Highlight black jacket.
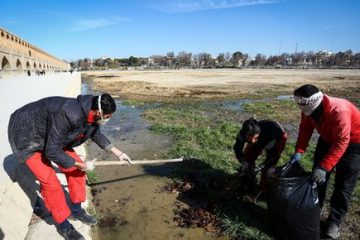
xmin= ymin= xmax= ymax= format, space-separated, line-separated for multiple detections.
xmin=233 ymin=120 xmax=285 ymax=161
xmin=8 ymin=95 xmax=112 ymax=168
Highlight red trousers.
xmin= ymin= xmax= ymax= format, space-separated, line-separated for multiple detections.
xmin=25 ymin=149 xmax=86 ymax=223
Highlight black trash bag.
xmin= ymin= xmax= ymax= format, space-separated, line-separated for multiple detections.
xmin=267 ymin=163 xmax=320 ymax=240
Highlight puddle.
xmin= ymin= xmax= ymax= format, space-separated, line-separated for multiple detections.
xmin=220 ymin=99 xmax=253 ymax=111
xmin=276 ymin=95 xmax=293 ymax=100
xmin=213 ymin=96 xmax=292 ymax=112
xmin=82 ymin=80 xmax=217 ymax=240
xmin=91 ymin=164 xmax=216 ymax=240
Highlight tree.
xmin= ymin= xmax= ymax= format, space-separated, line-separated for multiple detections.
xmin=78 ymin=58 xmax=91 ymax=70
xmin=70 ymin=61 xmax=77 ymax=69
xmin=176 ymin=51 xmax=192 ymax=67
xmin=291 ymin=52 xmax=305 ymax=66
xmin=128 ymin=56 xmax=138 ymax=67
xmin=231 ymin=51 xmax=243 ymax=67
xmin=254 ymin=53 xmax=267 ymax=66
xmin=197 ymin=52 xmax=213 ymax=68
xmin=266 ymin=55 xmax=279 ymax=66
xmin=216 ymin=53 xmax=226 ymax=67
xmin=104 ymin=58 xmax=113 ymax=68
xmin=166 ymin=52 xmax=175 ymax=67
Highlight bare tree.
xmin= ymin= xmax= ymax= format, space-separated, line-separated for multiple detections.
xmin=255 ymin=53 xmax=267 ymax=66
xmin=151 ymin=55 xmax=166 ymax=67
xmin=291 ymin=52 xmax=305 ymax=66
xmin=79 ymin=58 xmax=91 ymax=70
xmin=176 ymin=51 xmax=192 ymax=67
xmin=216 ymin=53 xmax=226 ymax=67
xmin=197 ymin=52 xmax=213 ymax=68
xmin=165 ymin=52 xmax=174 ymax=67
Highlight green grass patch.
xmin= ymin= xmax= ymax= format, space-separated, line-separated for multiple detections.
xmin=243 ymin=100 xmax=300 ymax=123
xmin=121 ymin=99 xmax=146 ymax=106
xmin=86 ymin=170 xmax=99 ymax=184
xmin=143 ymin=101 xmax=320 ymax=239
xmin=143 ymin=99 xmax=360 ymax=239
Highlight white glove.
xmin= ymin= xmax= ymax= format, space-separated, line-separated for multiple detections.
xmin=117 ymin=153 xmax=133 ymax=165
xmin=85 ymin=158 xmax=97 ymax=171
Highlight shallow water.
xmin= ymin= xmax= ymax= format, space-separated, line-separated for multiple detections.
xmin=91 ymin=164 xmax=216 ymax=240
xmin=83 ymin=81 xmax=217 ymax=240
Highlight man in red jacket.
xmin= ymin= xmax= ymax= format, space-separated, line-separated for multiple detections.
xmin=290 ymin=84 xmax=360 ymax=239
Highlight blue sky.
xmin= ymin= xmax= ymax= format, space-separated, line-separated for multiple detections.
xmin=1 ymin=0 xmax=359 ymax=61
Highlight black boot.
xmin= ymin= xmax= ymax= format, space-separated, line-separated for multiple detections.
xmin=58 ymin=224 xmax=85 ymax=240
xmin=69 ymin=209 xmax=97 ymax=225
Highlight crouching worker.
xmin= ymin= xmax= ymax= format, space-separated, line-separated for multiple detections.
xmin=8 ymin=93 xmax=133 ymax=240
xmin=289 ymin=84 xmax=360 ymax=239
xmin=233 ymin=118 xmax=288 ymax=197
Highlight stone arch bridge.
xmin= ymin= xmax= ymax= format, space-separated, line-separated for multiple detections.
xmin=0 ymin=28 xmax=69 ymax=74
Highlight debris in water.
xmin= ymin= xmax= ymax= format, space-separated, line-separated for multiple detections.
xmin=173 ymin=207 xmax=220 ymax=234
xmin=163 ymin=179 xmax=194 ymax=194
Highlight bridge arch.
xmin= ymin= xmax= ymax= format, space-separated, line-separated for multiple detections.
xmin=16 ymin=58 xmax=22 ymax=70
xmin=1 ymin=56 xmax=11 ymax=70
xmin=25 ymin=60 xmax=31 ymax=69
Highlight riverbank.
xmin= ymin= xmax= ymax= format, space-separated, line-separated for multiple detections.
xmin=85 ymin=69 xmax=360 ymax=239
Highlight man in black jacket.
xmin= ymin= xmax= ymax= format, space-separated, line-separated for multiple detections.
xmin=233 ymin=118 xmax=288 ymax=196
xmin=8 ymin=93 xmax=132 ymax=240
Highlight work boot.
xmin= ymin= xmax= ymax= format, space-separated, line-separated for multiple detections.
xmin=69 ymin=209 xmax=97 ymax=225
xmin=325 ymin=223 xmax=340 ymax=239
xmin=58 ymin=224 xmax=85 ymax=240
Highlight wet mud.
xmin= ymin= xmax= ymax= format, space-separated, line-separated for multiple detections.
xmin=83 ymin=81 xmax=218 ymax=239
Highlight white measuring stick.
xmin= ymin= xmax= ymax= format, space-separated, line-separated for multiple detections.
xmin=94 ymin=158 xmax=184 ymax=166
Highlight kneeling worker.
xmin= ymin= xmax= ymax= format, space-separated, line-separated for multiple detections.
xmin=233 ymin=118 xmax=288 ymax=196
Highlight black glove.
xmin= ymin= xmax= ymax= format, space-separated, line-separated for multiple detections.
xmin=311 ymin=167 xmax=327 ymax=184
xmin=262 ymin=157 xmax=277 ymax=171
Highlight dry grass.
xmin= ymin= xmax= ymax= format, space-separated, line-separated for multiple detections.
xmin=83 ymin=69 xmax=360 ymax=102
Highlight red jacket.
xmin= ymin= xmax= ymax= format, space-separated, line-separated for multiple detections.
xmin=295 ymin=95 xmax=360 ymax=171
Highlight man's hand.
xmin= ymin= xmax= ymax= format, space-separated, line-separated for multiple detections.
xmin=311 ymin=167 xmax=327 ymax=184
xmin=238 ymin=158 xmax=254 ymax=176
xmin=117 ymin=153 xmax=133 ymax=165
xmin=85 ymin=158 xmax=97 ymax=171
xmin=242 ymin=161 xmax=250 ymax=172
xmin=237 ymin=157 xmax=249 ymax=170
xmin=290 ymin=153 xmax=302 ymax=164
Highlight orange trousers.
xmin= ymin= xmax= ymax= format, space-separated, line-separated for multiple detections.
xmin=25 ymin=149 xmax=86 ymax=223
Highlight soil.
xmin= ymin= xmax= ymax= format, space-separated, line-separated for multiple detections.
xmin=83 ymin=69 xmax=360 ymax=101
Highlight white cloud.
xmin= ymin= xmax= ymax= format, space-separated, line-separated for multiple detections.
xmin=156 ymin=0 xmax=282 ymax=13
xmin=68 ymin=17 xmax=129 ymax=32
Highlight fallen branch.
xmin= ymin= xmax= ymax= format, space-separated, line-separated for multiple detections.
xmin=94 ymin=158 xmax=184 ymax=166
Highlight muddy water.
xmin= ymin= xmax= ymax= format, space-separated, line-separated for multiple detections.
xmin=91 ymin=165 xmax=216 ymax=240
xmin=82 ymin=81 xmax=216 ymax=240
